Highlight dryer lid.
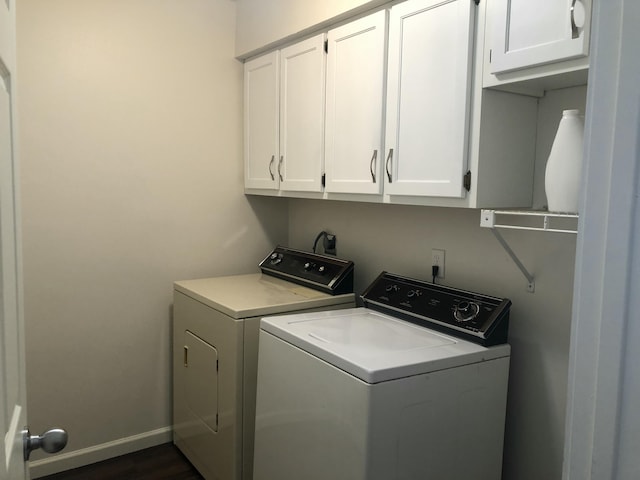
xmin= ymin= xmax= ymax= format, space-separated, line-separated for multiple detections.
xmin=260 ymin=308 xmax=510 ymax=383
xmin=174 ymin=274 xmax=354 ymax=319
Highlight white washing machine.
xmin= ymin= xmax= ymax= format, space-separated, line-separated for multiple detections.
xmin=253 ymin=271 xmax=512 ymax=480
xmin=172 ymin=246 xmax=355 ymax=480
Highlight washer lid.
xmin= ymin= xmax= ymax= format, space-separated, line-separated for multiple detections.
xmin=260 ymin=308 xmax=510 ymax=383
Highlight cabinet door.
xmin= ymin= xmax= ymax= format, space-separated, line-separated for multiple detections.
xmin=490 ymin=0 xmax=591 ymax=74
xmin=244 ymin=51 xmax=280 ymax=189
xmin=324 ymin=11 xmax=387 ymax=194
xmin=384 ymin=0 xmax=474 ymax=198
xmin=279 ymin=34 xmax=326 ymax=192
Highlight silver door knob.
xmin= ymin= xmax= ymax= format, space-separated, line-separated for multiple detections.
xmin=23 ymin=427 xmax=68 ymax=460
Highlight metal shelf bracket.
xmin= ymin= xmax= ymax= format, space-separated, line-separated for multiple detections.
xmin=480 ymin=209 xmax=579 ymax=293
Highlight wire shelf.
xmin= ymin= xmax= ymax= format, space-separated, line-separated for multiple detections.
xmin=481 ymin=209 xmax=578 ymax=234
xmin=479 ymin=209 xmax=579 ymax=292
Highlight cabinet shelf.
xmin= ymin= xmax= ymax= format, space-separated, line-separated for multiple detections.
xmin=480 ymin=209 xmax=579 ymax=292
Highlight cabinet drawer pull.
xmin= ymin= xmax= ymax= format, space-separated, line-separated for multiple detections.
xmin=278 ymin=155 xmax=284 ymax=182
xmin=268 ymin=155 xmax=275 ymax=180
xmin=370 ymin=149 xmax=378 ymax=183
xmin=385 ymin=148 xmax=394 ymax=183
xmin=570 ymin=0 xmax=583 ymax=39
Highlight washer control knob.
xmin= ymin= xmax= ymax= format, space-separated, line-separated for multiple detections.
xmin=318 ymin=265 xmax=326 ymax=274
xmin=458 ymin=301 xmax=471 ymax=311
xmin=303 ymin=262 xmax=313 ymax=271
xmin=453 ymin=301 xmax=480 ymax=322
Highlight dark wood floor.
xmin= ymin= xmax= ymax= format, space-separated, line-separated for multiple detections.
xmin=34 ymin=443 xmax=203 ymax=480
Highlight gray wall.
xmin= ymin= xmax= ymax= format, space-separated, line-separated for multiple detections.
xmin=17 ymin=0 xmax=287 ymax=470
xmin=235 ymin=0 xmax=389 ymax=57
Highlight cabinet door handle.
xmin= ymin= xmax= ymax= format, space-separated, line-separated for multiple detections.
xmin=183 ymin=346 xmax=188 ymax=367
xmin=268 ymin=155 xmax=275 ymax=180
xmin=370 ymin=149 xmax=378 ymax=183
xmin=385 ymin=148 xmax=394 ymax=183
xmin=278 ymin=155 xmax=284 ymax=182
xmin=570 ymin=0 xmax=581 ymax=39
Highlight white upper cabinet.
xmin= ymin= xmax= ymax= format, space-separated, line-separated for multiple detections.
xmin=279 ymin=34 xmax=326 ymax=192
xmin=384 ymin=0 xmax=474 ymax=198
xmin=244 ymin=51 xmax=280 ymax=190
xmin=244 ymin=34 xmax=325 ymax=193
xmin=324 ymin=11 xmax=387 ymax=195
xmin=490 ymin=0 xmax=591 ymax=74
xmin=242 ymin=0 xmax=541 ymax=209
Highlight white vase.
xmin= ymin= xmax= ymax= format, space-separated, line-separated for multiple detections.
xmin=544 ymin=109 xmax=585 ymax=213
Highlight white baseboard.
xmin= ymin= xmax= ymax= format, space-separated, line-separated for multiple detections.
xmin=28 ymin=426 xmax=173 ymax=479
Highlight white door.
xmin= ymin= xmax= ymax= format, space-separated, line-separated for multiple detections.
xmin=490 ymin=0 xmax=591 ymax=74
xmin=324 ymin=11 xmax=387 ymax=195
xmin=244 ymin=51 xmax=280 ymax=190
xmin=1 ymin=0 xmax=28 ymax=478
xmin=384 ymin=0 xmax=474 ymax=198
xmin=279 ymin=34 xmax=325 ymax=193
xmin=1 ymin=5 xmax=67 ymax=478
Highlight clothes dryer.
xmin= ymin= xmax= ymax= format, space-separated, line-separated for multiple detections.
xmin=172 ymin=246 xmax=355 ymax=480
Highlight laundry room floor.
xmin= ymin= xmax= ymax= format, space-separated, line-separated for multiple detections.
xmin=34 ymin=443 xmax=203 ymax=480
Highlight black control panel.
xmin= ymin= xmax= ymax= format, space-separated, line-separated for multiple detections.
xmin=361 ymin=272 xmax=511 ymax=346
xmin=259 ymin=246 xmax=354 ymax=295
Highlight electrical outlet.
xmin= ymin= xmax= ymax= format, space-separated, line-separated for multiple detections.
xmin=323 ymin=234 xmax=336 ymax=255
xmin=431 ymin=248 xmax=445 ymax=279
